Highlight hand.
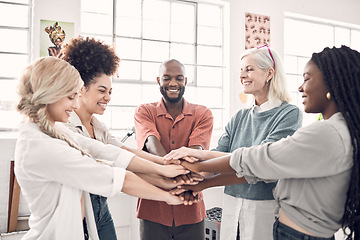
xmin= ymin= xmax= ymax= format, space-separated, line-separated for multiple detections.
xmin=170 ymin=181 xmax=206 ymax=196
xmin=163 ymin=147 xmax=202 ymax=163
xmin=179 ymin=191 xmax=201 ymax=205
xmin=159 ymin=176 xmax=183 ymax=190
xmin=160 ymin=164 xmax=190 ymax=178
xmin=163 ymin=158 xmax=181 ymax=165
xmin=165 ymin=193 xmax=184 ymax=205
xmin=173 ymin=173 xmax=202 ymax=185
xmin=189 ymin=172 xmax=205 ymax=182
xmin=180 ymin=160 xmax=202 ymax=174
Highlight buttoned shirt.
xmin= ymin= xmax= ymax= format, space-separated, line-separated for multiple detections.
xmin=15 ymin=121 xmax=134 ymax=240
xmin=134 ymin=98 xmax=214 ymax=226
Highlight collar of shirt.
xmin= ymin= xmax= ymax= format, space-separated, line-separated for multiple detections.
xmin=67 ymin=111 xmax=107 ymax=138
xmin=252 ymin=99 xmax=282 ymax=113
xmin=156 ymin=98 xmax=193 ymax=117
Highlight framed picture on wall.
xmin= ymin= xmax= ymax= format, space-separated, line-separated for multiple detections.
xmin=40 ymin=20 xmax=74 ymax=58
xmin=245 ymin=12 xmax=270 ymax=49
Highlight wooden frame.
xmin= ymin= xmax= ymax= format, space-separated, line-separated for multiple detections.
xmin=7 ymin=160 xmax=21 ymax=232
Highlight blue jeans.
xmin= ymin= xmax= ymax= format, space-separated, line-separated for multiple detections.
xmin=90 ymin=193 xmax=117 ymax=240
xmin=273 ymin=218 xmax=335 ymax=240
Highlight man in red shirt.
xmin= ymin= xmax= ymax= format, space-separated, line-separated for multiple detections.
xmin=134 ymin=59 xmax=214 ymax=240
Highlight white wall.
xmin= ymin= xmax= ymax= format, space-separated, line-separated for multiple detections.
xmin=31 ymin=0 xmax=360 ymax=121
xmin=225 ymin=0 xmax=360 ymax=116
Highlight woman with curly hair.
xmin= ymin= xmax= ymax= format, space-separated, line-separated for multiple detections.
xmin=15 ymin=56 xmax=189 ymax=240
xmin=62 ymin=37 xmax=191 ymax=239
xmin=165 ymin=45 xmax=360 ymax=240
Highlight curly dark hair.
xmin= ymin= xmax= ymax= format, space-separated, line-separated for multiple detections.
xmin=62 ymin=36 xmax=120 ymax=86
xmin=312 ymin=45 xmax=360 ymax=240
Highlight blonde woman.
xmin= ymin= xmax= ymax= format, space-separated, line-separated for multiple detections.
xmin=15 ymin=56 xmax=188 ymax=240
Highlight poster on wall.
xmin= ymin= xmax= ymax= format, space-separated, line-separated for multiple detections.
xmin=40 ymin=20 xmax=74 ymax=58
xmin=245 ymin=12 xmax=270 ymax=49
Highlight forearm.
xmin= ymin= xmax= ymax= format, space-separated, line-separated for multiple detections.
xmin=186 ymin=149 xmax=228 ymax=161
xmin=182 ymin=154 xmax=235 ymax=174
xmin=122 ymin=171 xmax=173 ymax=202
xmin=200 ymin=155 xmax=234 ymax=173
xmin=123 ymin=145 xmax=164 ymax=164
xmin=164 ymin=147 xmax=229 ymax=162
xmin=127 ymin=156 xmax=160 ymax=174
xmin=145 ymin=135 xmax=167 ymax=157
xmin=128 ymin=155 xmax=188 ymax=178
xmin=136 ymin=173 xmax=177 ymax=189
xmin=204 ymin=150 xmax=229 ymax=160
xmin=174 ymin=173 xmax=246 ymax=194
xmin=203 ymin=173 xmax=246 ymax=189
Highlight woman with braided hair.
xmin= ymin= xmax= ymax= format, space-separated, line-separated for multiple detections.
xmin=164 ymin=45 xmax=360 ymax=239
xmin=14 ymin=56 xmax=190 ymax=240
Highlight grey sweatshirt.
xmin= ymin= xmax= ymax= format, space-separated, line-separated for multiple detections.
xmin=230 ymin=113 xmax=352 ymax=237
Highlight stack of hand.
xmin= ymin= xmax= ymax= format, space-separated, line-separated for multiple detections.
xmin=162 ymin=147 xmax=206 ymax=206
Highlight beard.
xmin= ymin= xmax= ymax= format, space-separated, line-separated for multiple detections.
xmin=160 ymin=86 xmax=185 ymax=103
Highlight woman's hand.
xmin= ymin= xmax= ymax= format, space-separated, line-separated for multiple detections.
xmin=165 ymin=192 xmax=184 ymax=205
xmin=173 ymin=172 xmax=204 ymax=185
xmin=189 ymin=172 xmax=205 ymax=182
xmin=170 ymin=180 xmax=207 ymax=196
xmin=163 ymin=147 xmax=203 ymax=163
xmin=180 ymin=160 xmax=202 ymax=174
xmin=159 ymin=164 xmax=190 ymax=178
xmin=157 ymin=176 xmax=182 ymax=190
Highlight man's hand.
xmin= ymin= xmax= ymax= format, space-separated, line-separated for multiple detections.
xmin=178 ymin=191 xmax=201 ymax=205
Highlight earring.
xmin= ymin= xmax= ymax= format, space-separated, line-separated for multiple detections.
xmin=326 ymin=92 xmax=331 ymax=100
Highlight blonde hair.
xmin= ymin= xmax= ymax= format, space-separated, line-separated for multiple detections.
xmin=241 ymin=46 xmax=291 ymax=104
xmin=17 ymin=56 xmax=90 ymax=156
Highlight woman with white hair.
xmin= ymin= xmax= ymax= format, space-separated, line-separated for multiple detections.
xmin=171 ymin=45 xmax=302 ymax=240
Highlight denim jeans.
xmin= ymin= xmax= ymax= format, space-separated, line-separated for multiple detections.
xmin=90 ymin=193 xmax=117 ymax=240
xmin=273 ymin=218 xmax=335 ymax=240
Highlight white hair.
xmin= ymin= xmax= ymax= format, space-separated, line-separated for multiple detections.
xmin=241 ymin=46 xmax=291 ymax=104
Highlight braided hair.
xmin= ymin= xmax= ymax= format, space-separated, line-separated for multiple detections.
xmin=17 ymin=56 xmax=91 ymax=158
xmin=312 ymin=46 xmax=360 ymax=239
xmin=62 ymin=36 xmax=120 ymax=86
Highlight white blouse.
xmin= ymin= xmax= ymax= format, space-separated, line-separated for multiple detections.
xmin=65 ymin=111 xmax=124 ymax=148
xmin=14 ymin=121 xmax=135 ymax=240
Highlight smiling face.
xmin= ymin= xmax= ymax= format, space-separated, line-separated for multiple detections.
xmin=299 ymin=60 xmax=335 ymax=118
xmin=46 ymin=92 xmax=80 ymax=125
xmin=79 ymin=73 xmax=112 ymax=115
xmin=240 ymin=55 xmax=273 ymax=104
xmin=157 ymin=61 xmax=187 ymax=104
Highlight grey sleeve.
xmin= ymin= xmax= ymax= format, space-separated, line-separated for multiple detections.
xmin=230 ymin=121 xmax=351 ymax=182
